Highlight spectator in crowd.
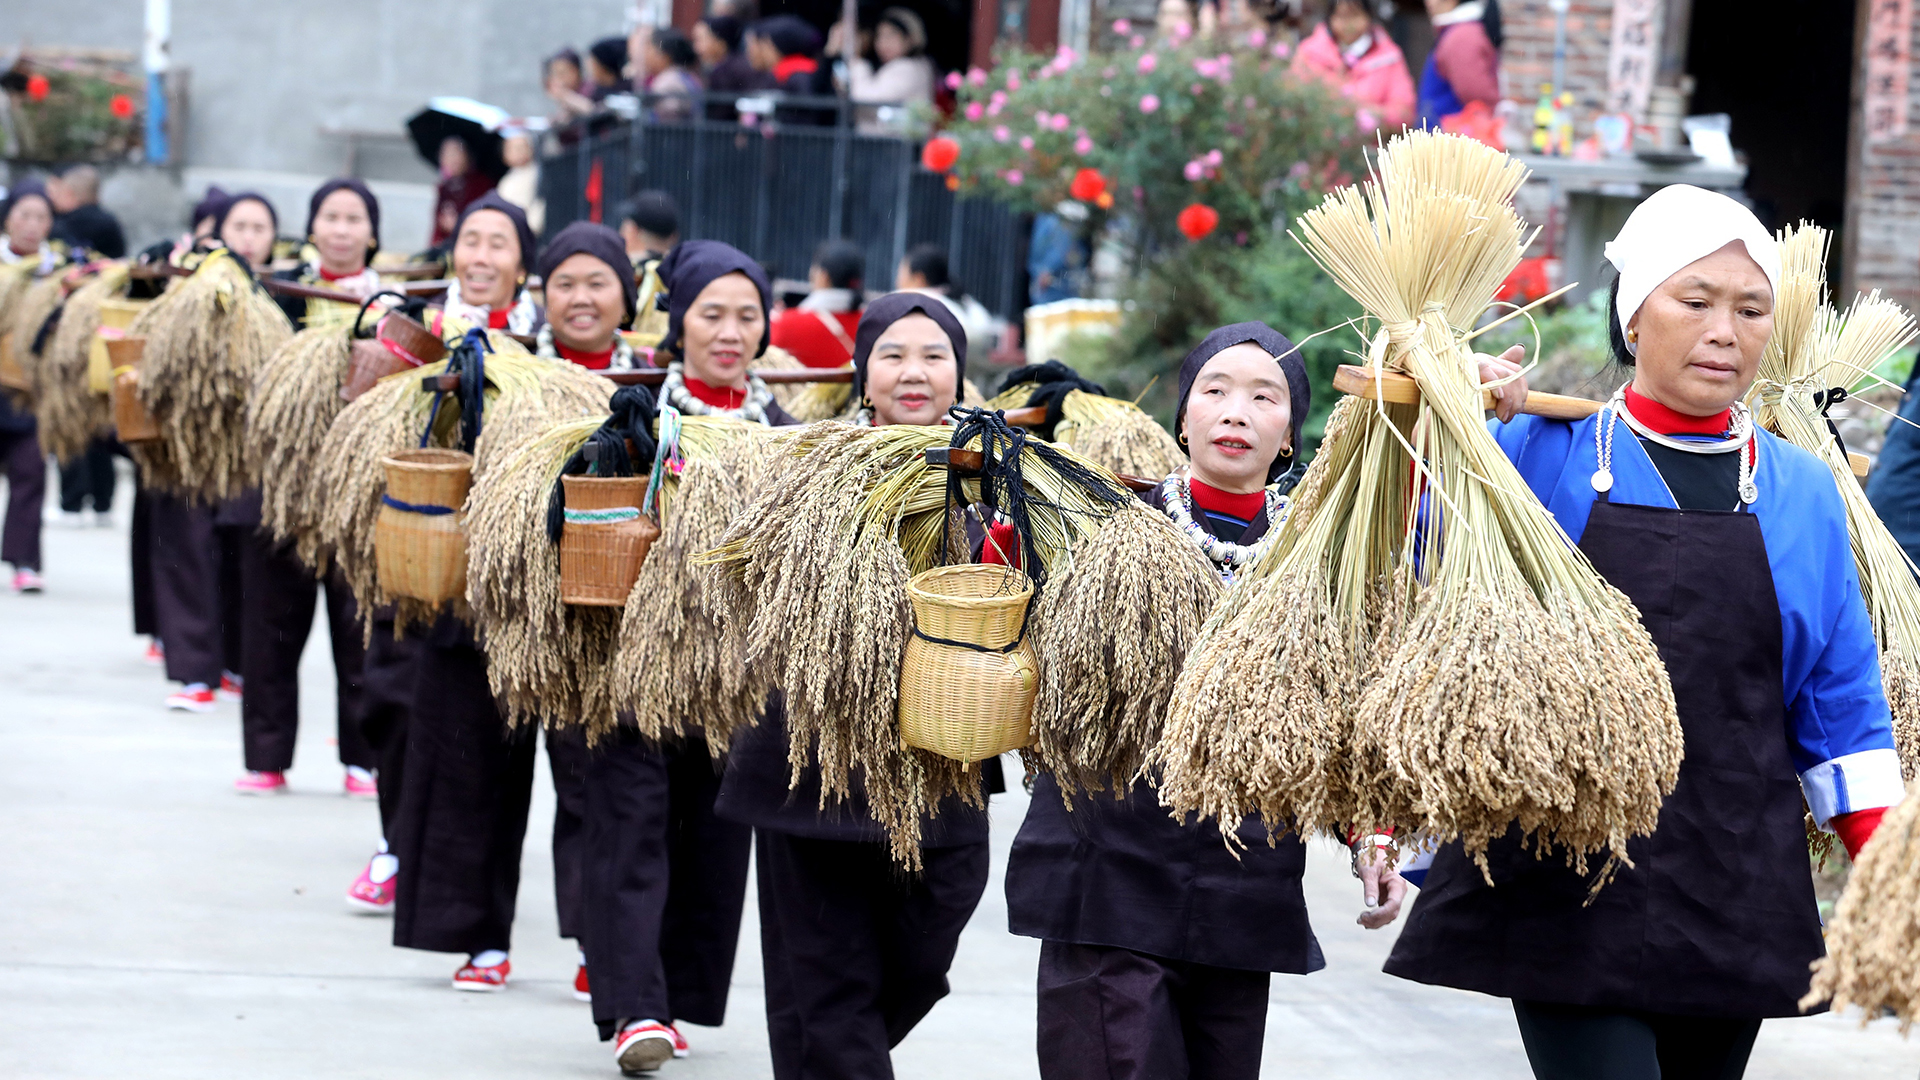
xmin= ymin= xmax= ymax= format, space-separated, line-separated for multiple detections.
xmin=896 ymin=243 xmax=997 ymax=361
xmin=696 ymin=14 xmax=770 ymax=120
xmin=752 ymin=16 xmax=834 ymax=125
xmin=845 ymin=8 xmax=936 ymax=133
xmin=618 ymin=190 xmax=680 ymax=264
xmin=771 ymin=238 xmax=865 ymax=368
xmin=636 ymin=26 xmax=704 ymax=124
xmin=545 ymin=48 xmax=599 ymax=138
xmin=586 ymin=37 xmax=630 ymax=101
xmin=48 ymin=165 xmax=126 ymax=258
xmin=0 ymin=179 xmax=54 ymax=594
xmin=430 ymin=135 xmax=495 ymax=248
xmin=1418 ymin=0 xmax=1500 ymax=127
xmin=495 ymin=127 xmax=545 ymax=236
xmin=1027 ymin=207 xmax=1088 ymax=306
xmin=1292 ymin=0 xmax=1417 ymax=130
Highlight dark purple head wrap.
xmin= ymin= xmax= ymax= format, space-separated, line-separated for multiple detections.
xmin=211 ymin=191 xmax=280 ymax=240
xmin=1174 ymin=321 xmax=1310 ymax=484
xmin=851 ymin=290 xmax=967 ymax=402
xmin=451 ymin=192 xmax=536 ymax=276
xmin=538 ymin=221 xmax=638 ymax=325
xmin=190 ymin=186 xmax=230 ymax=230
xmin=305 ymin=178 xmax=382 ymax=258
xmin=2 ymin=178 xmax=53 ymax=227
xmin=655 ymin=239 xmax=771 ymax=359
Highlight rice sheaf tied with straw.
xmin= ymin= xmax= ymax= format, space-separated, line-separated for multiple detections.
xmin=985 ymin=378 xmax=1187 ymax=481
xmin=462 ymin=401 xmax=776 ymax=741
xmin=311 ymin=332 xmax=614 ymax=637
xmin=701 ymin=415 xmax=1220 ymax=868
xmin=126 ymin=250 xmax=294 ymax=501
xmin=31 ymin=262 xmax=131 ymax=465
xmin=7 ymin=271 xmax=71 ymax=406
xmin=1151 ymin=130 xmax=1682 ymax=881
xmin=1748 ymin=224 xmax=1920 ymax=781
xmin=246 ymin=324 xmax=357 ymax=574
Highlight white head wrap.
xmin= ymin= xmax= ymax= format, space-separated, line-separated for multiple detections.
xmin=1603 ymin=184 xmax=1779 ymax=357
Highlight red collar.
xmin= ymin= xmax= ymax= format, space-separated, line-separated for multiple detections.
xmin=487 ymin=308 xmax=510 ymax=330
xmin=774 ymin=55 xmax=818 ymax=83
xmin=556 ymin=340 xmax=617 ymax=370
xmin=684 ymin=375 xmax=747 ymax=410
xmin=316 ymin=265 xmax=364 ymax=282
xmin=1621 ymin=384 xmax=1732 ymax=436
xmin=1188 ymin=476 xmax=1267 ymax=521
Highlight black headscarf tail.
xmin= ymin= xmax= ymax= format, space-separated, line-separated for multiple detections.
xmin=994 ymin=359 xmax=1106 ymax=442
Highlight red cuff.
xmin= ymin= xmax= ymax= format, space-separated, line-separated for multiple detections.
xmin=981 ymin=520 xmax=1022 ymax=568
xmin=1832 ymin=806 xmax=1888 ymax=861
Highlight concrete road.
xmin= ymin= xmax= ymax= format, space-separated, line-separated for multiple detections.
xmin=2 ymin=469 xmax=1918 ymax=1078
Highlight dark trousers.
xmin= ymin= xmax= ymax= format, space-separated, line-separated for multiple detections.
xmin=1036 ymin=942 xmax=1270 ymax=1080
xmin=756 ymin=831 xmax=989 ymax=1080
xmin=390 ymin=636 xmax=589 ymax=955
xmin=1 ymin=428 xmax=43 ymax=570
xmin=129 ymin=483 xmax=155 ymax=635
xmin=238 ymin=531 xmax=372 ymax=772
xmin=358 ymin=617 xmax=418 ymax=839
xmin=58 ymin=438 xmax=116 ymax=512
xmin=1512 ymin=1001 xmax=1762 ymax=1080
xmin=148 ymin=493 xmax=238 ymax=686
xmin=582 ymin=734 xmax=752 ymax=1036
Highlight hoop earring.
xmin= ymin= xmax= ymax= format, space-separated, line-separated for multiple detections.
xmin=1178 ymin=431 xmax=1189 ymax=446
xmin=861 ymin=396 xmax=873 ymax=408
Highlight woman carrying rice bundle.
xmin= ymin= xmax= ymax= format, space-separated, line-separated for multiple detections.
xmin=432 ymin=192 xmax=546 ymax=336
xmin=147 ymin=192 xmax=281 ymax=714
xmin=709 ymin=291 xmax=999 ymax=1080
xmin=581 ymin=239 xmax=797 ymax=1075
xmin=232 ymin=181 xmax=386 ymax=802
xmin=0 ymin=179 xmax=66 ymax=594
xmin=1383 ymin=185 xmax=1904 ymax=1080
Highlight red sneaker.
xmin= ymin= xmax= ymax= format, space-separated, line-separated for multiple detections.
xmin=614 ymin=1020 xmax=675 ymax=1074
xmin=217 ymin=672 xmax=244 ymax=702
xmin=346 ymin=856 xmax=396 ymax=914
xmin=343 ymin=768 xmax=378 ymax=799
xmin=143 ymin=639 xmax=165 ymax=666
xmin=453 ymin=957 xmax=510 ymax=992
xmin=574 ymin=963 xmax=591 ymax=1002
xmin=234 ymin=771 xmax=287 ymax=795
xmin=669 ymin=1023 xmax=689 ymax=1059
xmin=165 ymin=685 xmax=216 ymax=713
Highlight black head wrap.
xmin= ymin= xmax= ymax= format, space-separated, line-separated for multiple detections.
xmin=2 ymin=178 xmax=53 ymax=228
xmin=1173 ymin=321 xmax=1310 ymax=485
xmin=305 ymin=178 xmax=381 ymax=259
xmin=851 ymin=291 xmax=967 ymax=402
xmin=754 ymin=15 xmax=822 ymax=56
xmin=191 ymin=186 xmax=230 ymax=229
xmin=702 ymin=15 xmax=745 ymax=52
xmin=452 ymin=192 xmax=536 ymax=277
xmin=656 ymin=239 xmax=771 ymax=359
xmin=538 ymin=221 xmax=638 ymax=325
xmin=212 ymin=191 xmax=279 ymax=237
xmin=589 ymin=36 xmax=630 ymax=77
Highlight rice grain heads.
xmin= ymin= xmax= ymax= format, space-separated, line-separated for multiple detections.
xmin=1803 ymin=783 xmax=1920 ymax=1028
xmin=32 ymin=263 xmax=129 ymax=463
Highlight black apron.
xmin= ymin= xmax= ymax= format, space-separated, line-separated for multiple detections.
xmin=1384 ymin=492 xmax=1824 ymax=1018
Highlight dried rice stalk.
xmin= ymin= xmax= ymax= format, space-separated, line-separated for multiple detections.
xmin=6 ymin=271 xmax=71 ymax=413
xmin=31 ymin=264 xmax=128 ymax=463
xmin=127 ymin=250 xmax=294 ymax=500
xmin=1803 ymin=782 xmax=1920 ymax=1026
xmin=780 ymin=370 xmax=854 ymax=421
xmin=246 ymin=326 xmax=355 ymax=572
xmin=1053 ymin=390 xmax=1185 ymax=479
xmin=0 ymin=262 xmax=41 ymax=350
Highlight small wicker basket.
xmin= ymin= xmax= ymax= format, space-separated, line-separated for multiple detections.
xmin=374 ymin=448 xmax=473 ymax=603
xmin=340 ymin=338 xmax=417 ymax=403
xmin=897 ymin=563 xmax=1039 ymax=762
xmin=0 ymin=334 xmax=30 ymax=393
xmin=108 ymin=336 xmax=160 ymax=443
xmin=558 ymin=475 xmax=660 ymax=606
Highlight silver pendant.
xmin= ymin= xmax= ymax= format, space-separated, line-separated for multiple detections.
xmin=1591 ymin=468 xmax=1614 ymax=493
xmin=1740 ymin=478 xmax=1758 ymax=504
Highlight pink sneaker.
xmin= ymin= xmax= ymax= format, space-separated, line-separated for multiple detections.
xmin=165 ymin=685 xmax=216 ymax=713
xmin=217 ymin=672 xmax=244 ymax=702
xmin=346 ymin=856 xmax=396 ymax=914
xmin=343 ymin=768 xmax=378 ymax=799
xmin=614 ymin=1020 xmax=676 ymax=1073
xmin=234 ymin=770 xmax=287 ymax=795
xmin=453 ymin=957 xmax=510 ymax=992
xmin=143 ymin=639 xmax=165 ymax=666
xmin=668 ymin=1023 xmax=689 ymax=1059
xmin=12 ymin=568 xmax=43 ymax=593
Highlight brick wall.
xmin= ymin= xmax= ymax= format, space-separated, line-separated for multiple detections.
xmin=1847 ymin=5 xmax=1920 ymax=312
xmin=1496 ymin=1 xmax=1618 ymax=139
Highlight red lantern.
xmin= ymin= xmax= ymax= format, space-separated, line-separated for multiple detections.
xmin=1068 ymin=168 xmax=1106 ymax=203
xmin=109 ymin=94 xmax=135 ymax=119
xmin=25 ymin=74 xmax=50 ymax=102
xmin=1176 ymin=203 xmax=1219 ymax=241
xmin=921 ymin=136 xmax=961 ymax=173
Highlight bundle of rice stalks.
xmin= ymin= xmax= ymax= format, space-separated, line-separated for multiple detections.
xmin=246 ymin=325 xmax=356 ymax=572
xmin=703 ymin=413 xmax=1213 ymax=864
xmin=0 ymin=262 xmax=40 ymax=349
xmin=31 ymin=264 xmax=129 ymax=463
xmin=1749 ymin=226 xmax=1920 ymax=778
xmin=314 ymin=338 xmax=612 ymax=635
xmin=1156 ymin=130 xmax=1680 ymax=876
xmin=780 ymin=367 xmax=854 ymax=421
xmin=126 ymin=250 xmax=294 ymax=500
xmin=6 ymin=271 xmax=72 ymax=406
xmin=1802 ymin=783 xmax=1920 ymax=1027
xmin=989 ymin=368 xmax=1184 ymax=479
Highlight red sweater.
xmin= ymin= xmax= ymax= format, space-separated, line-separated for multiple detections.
xmin=771 ymin=307 xmax=860 ymax=368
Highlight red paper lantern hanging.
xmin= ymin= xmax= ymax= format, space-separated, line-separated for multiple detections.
xmin=25 ymin=74 xmax=50 ymax=102
xmin=1176 ymin=203 xmax=1219 ymax=241
xmin=109 ymin=94 xmax=135 ymax=119
xmin=921 ymin=136 xmax=961 ymax=173
xmin=1068 ymin=168 xmax=1106 ymax=203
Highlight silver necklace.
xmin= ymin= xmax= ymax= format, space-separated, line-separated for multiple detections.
xmin=1158 ymin=471 xmax=1285 ymax=582
xmin=1593 ymin=386 xmax=1757 ymax=504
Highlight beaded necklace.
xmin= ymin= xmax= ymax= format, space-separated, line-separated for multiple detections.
xmin=535 ymin=324 xmax=638 ymax=371
xmin=661 ymin=361 xmax=775 ymax=423
xmin=1157 ymin=470 xmax=1286 ymax=582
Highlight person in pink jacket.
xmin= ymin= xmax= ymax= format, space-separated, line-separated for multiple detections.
xmin=1291 ymin=0 xmax=1418 ymax=130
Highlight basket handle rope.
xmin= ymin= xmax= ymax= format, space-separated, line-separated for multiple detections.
xmin=421 ymin=328 xmax=490 ymax=452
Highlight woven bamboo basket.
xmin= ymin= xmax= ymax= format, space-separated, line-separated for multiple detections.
xmin=341 ymin=338 xmax=415 ymax=402
xmin=897 ymin=563 xmax=1039 ymax=762
xmin=108 ymin=335 xmax=160 ymax=442
xmin=374 ymin=448 xmax=473 ymax=603
xmin=0 ymin=334 xmax=29 ymax=392
xmin=559 ymin=474 xmax=660 ymax=606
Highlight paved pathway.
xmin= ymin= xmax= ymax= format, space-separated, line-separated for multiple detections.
xmin=2 ymin=465 xmax=1917 ymax=1078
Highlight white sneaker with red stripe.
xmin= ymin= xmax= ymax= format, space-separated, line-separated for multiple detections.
xmin=453 ymin=954 xmax=510 ymax=992
xmin=165 ymin=684 xmax=216 ymax=713
xmin=217 ymin=672 xmax=244 ymax=702
xmin=668 ymin=1023 xmax=689 ymax=1059
xmin=143 ymin=639 xmax=165 ymax=666
xmin=614 ymin=1020 xmax=675 ymax=1074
